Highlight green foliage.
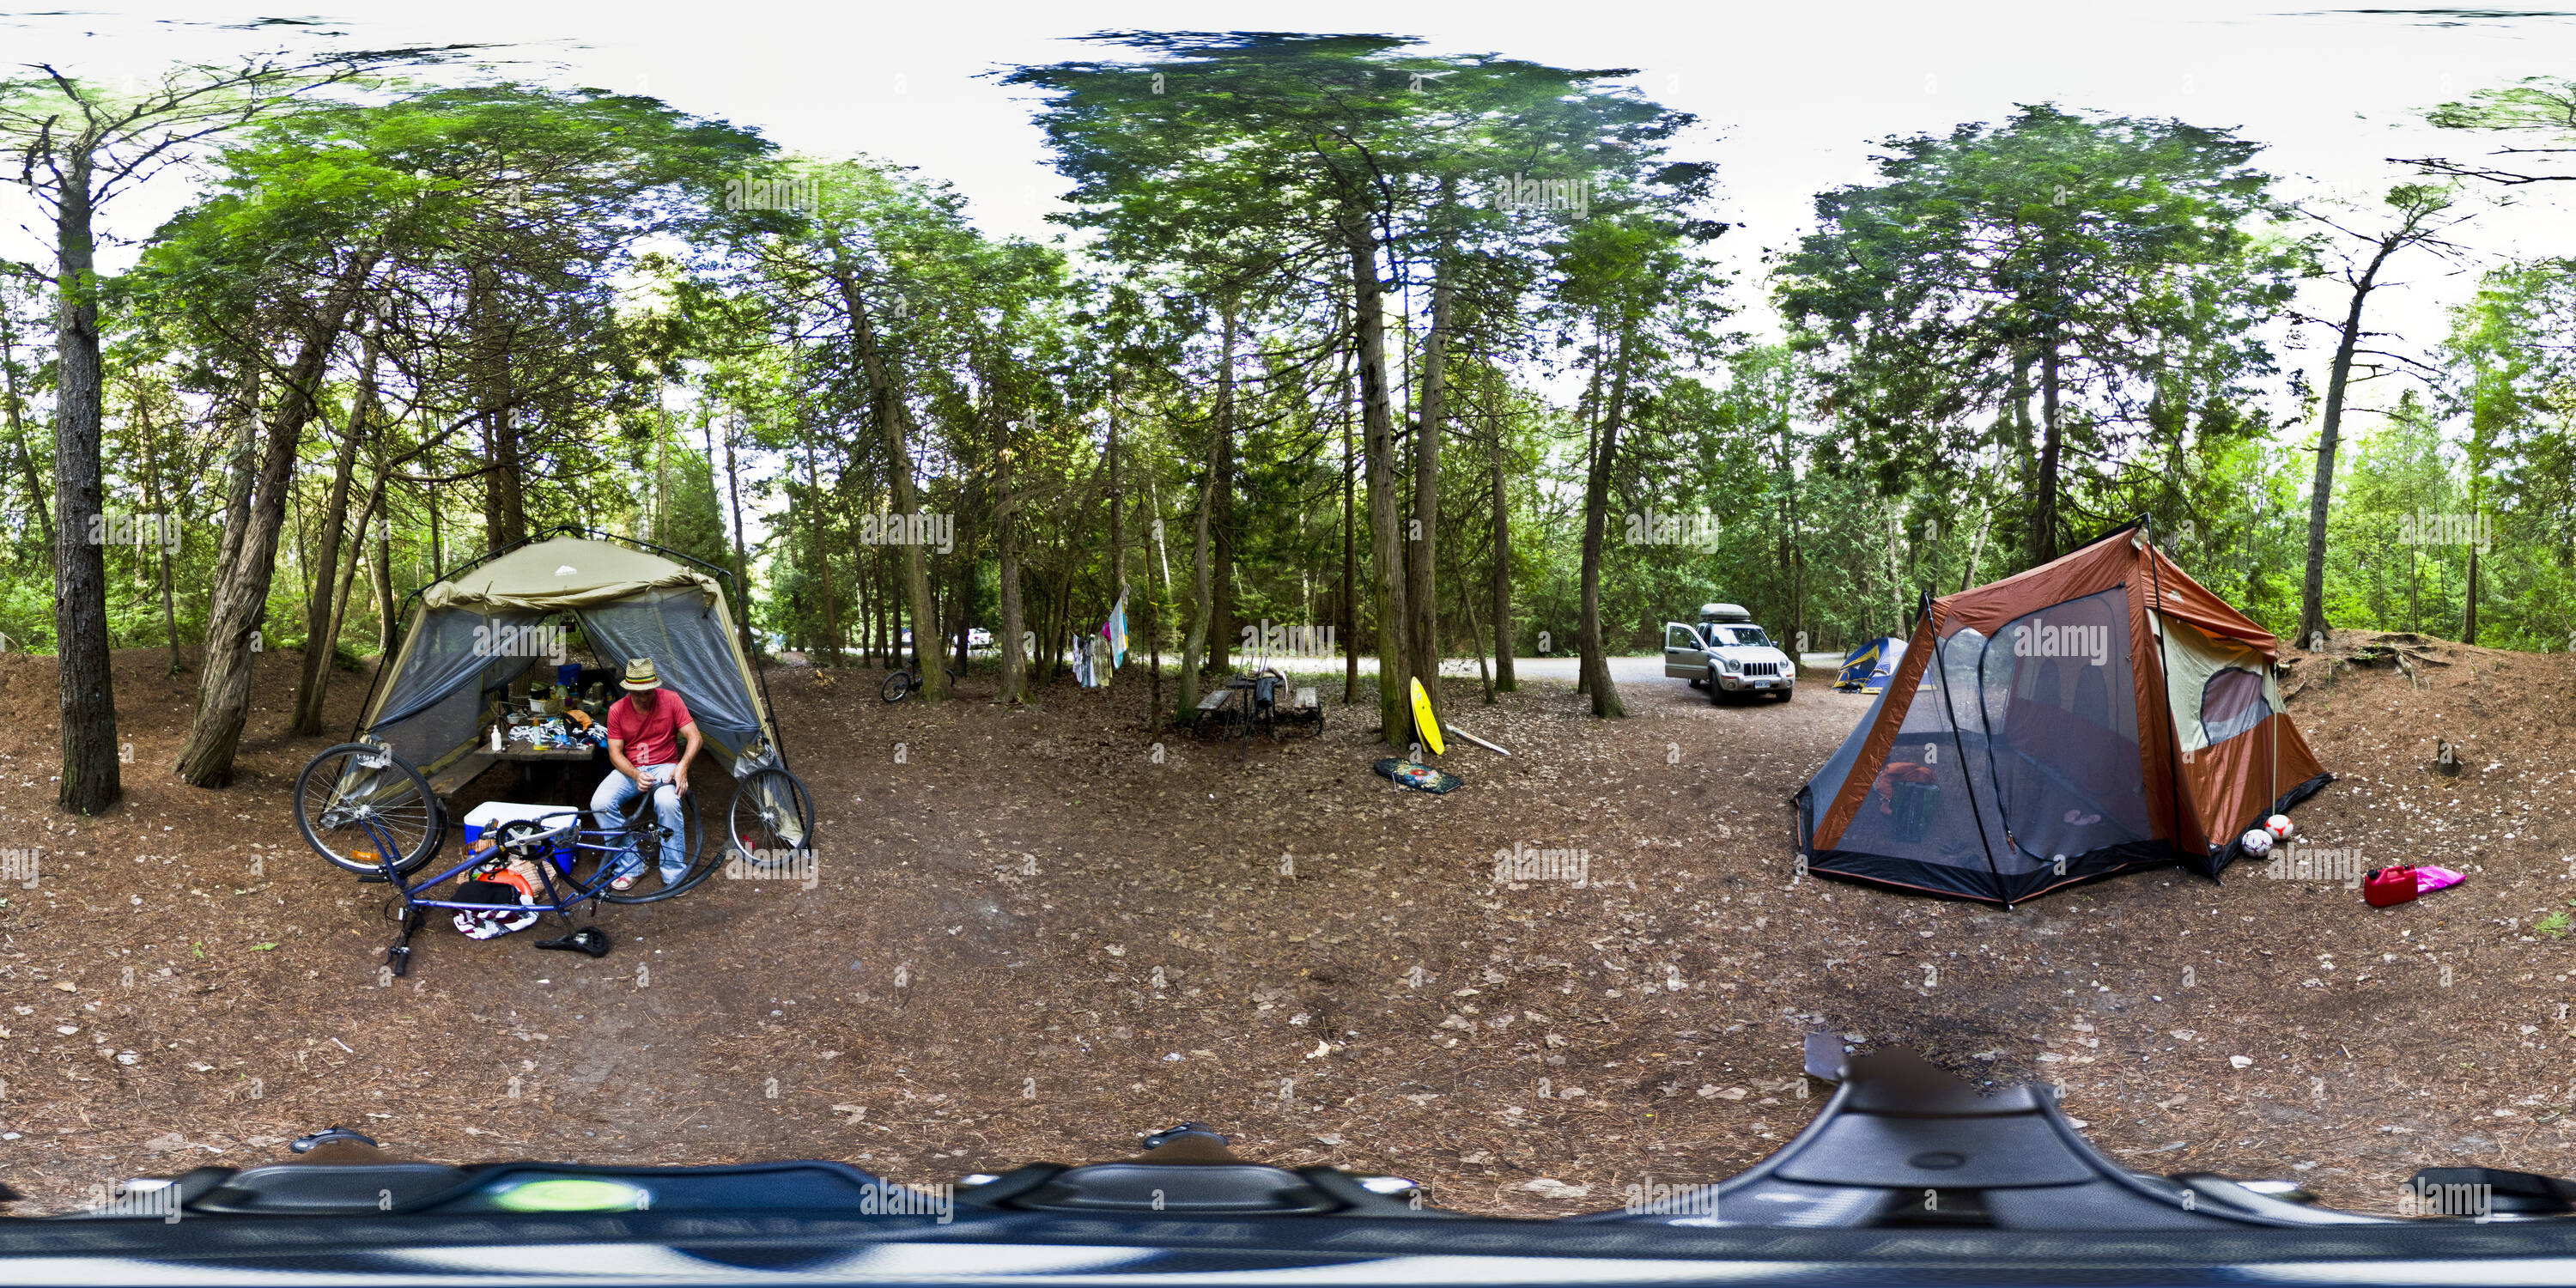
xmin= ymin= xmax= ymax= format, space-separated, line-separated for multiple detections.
xmin=647 ymin=438 xmax=730 ymax=576
xmin=0 ymin=44 xmax=2572 ymax=696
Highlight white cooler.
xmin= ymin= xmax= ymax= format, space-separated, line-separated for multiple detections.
xmin=460 ymin=800 xmax=580 ymax=848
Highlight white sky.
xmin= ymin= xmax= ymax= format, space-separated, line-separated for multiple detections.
xmin=5 ymin=0 xmax=2574 ymax=548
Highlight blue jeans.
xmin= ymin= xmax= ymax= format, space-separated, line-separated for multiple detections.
xmin=592 ymin=764 xmax=687 ymax=884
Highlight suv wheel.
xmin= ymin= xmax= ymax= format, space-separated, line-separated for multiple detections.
xmin=1708 ymin=667 xmax=1724 ymax=705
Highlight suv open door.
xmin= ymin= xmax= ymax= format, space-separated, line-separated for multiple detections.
xmin=1662 ymin=622 xmax=1708 ymax=679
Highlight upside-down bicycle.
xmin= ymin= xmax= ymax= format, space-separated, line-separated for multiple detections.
xmin=292 ymin=741 xmax=818 ymax=975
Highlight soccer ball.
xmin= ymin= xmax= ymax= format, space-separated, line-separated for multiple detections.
xmin=2240 ymin=829 xmax=2274 ymax=860
xmin=2264 ymin=814 xmax=2294 ymax=841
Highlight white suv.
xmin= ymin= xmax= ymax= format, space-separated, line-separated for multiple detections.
xmin=1663 ymin=604 xmax=1796 ymax=703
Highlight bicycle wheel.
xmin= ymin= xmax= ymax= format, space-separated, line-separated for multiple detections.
xmin=596 ymin=781 xmax=712 ymax=903
xmin=295 ymin=743 xmax=441 ymax=876
xmin=882 ymin=669 xmax=914 ymax=703
xmin=729 ymin=767 xmax=817 ymax=872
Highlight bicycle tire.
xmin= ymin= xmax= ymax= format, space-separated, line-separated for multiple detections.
xmin=295 ymin=743 xmax=442 ymax=876
xmin=882 ymin=669 xmax=914 ymax=703
xmin=595 ymin=781 xmax=712 ymax=903
xmin=728 ymin=766 xmax=818 ymax=872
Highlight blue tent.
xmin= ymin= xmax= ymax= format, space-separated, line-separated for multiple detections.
xmin=1834 ymin=637 xmax=1907 ymax=694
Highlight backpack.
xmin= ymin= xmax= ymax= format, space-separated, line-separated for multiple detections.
xmin=453 ymin=864 xmax=541 ymax=939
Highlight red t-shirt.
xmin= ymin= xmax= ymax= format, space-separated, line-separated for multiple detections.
xmin=606 ymin=690 xmax=693 ymax=768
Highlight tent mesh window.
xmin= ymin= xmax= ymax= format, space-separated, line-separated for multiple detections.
xmin=370 ymin=607 xmax=548 ymax=774
xmin=1826 ymin=627 xmax=2008 ymax=879
xmin=2196 ymin=667 xmax=2271 ymax=746
xmin=1974 ymin=588 xmax=2153 ymax=872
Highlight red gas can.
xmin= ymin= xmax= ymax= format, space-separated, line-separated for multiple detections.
xmin=2364 ymin=866 xmax=2420 ymax=908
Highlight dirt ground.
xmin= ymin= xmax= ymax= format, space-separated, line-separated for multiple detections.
xmin=1 ymin=631 xmax=2573 ymax=1218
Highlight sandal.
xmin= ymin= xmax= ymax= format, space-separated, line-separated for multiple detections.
xmin=610 ymin=874 xmax=636 ymax=891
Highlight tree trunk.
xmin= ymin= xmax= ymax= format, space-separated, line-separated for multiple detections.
xmin=289 ymin=329 xmax=375 ymax=737
xmin=52 ymin=149 xmax=118 ymax=813
xmin=1341 ymin=355 xmax=1359 ymax=705
xmin=1464 ymin=551 xmax=1494 ymax=706
xmin=473 ymin=270 xmax=525 ymax=552
xmin=308 ymin=481 xmax=382 ymax=735
xmin=831 ymin=257 xmax=945 ymax=702
xmin=2300 ymin=272 xmax=2385 ymax=650
xmin=1964 ymin=489 xmax=1994 ymax=596
xmin=722 ymin=410 xmax=756 ymax=661
xmin=1208 ymin=298 xmax=1238 ymax=673
xmin=1147 ymin=479 xmax=1168 ymax=736
xmin=1885 ymin=504 xmax=1904 ymax=623
xmin=805 ymin=410 xmax=839 ymax=663
xmin=0 ymin=302 xmax=50 ymax=552
xmin=1177 ymin=422 xmax=1218 ymax=720
xmin=2006 ymin=352 xmax=2033 ymax=575
xmin=1346 ymin=216 xmax=1410 ymax=744
xmin=179 ymin=253 xmax=376 ymax=787
xmin=951 ymin=514 xmax=973 ymax=680
xmin=2027 ymin=338 xmax=2063 ymax=569
xmin=1489 ymin=374 xmax=1516 ymax=691
xmin=1577 ymin=325 xmax=1631 ymax=720
xmin=1107 ymin=368 xmax=1124 ymax=653
xmin=1777 ymin=405 xmax=1807 ymax=636
xmin=1406 ymin=240 xmax=1453 ymax=733
xmin=994 ymin=383 xmax=1026 ymax=706
xmin=210 ymin=361 xmax=261 ymax=581
xmin=372 ymin=475 xmax=398 ymax=655
xmin=138 ymin=387 xmax=182 ymax=677
xmin=2462 ymin=543 xmax=2480 ymax=645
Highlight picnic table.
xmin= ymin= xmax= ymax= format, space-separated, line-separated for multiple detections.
xmin=1194 ymin=674 xmax=1322 ymax=758
xmin=501 ymin=742 xmax=605 ymax=805
xmin=426 ymin=741 xmax=601 ymax=804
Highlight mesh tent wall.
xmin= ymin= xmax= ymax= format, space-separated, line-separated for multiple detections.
xmin=355 ymin=533 xmax=786 ymax=786
xmin=1795 ymin=522 xmax=2330 ymax=906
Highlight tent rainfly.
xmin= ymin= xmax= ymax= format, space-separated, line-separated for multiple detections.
xmin=1795 ymin=521 xmax=2330 ymax=906
xmin=354 ymin=532 xmax=784 ymax=785
xmin=1834 ymin=636 xmax=1908 ymax=695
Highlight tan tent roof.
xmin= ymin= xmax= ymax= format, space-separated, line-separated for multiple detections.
xmin=421 ymin=536 xmax=721 ymax=613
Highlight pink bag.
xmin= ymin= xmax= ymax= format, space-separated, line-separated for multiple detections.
xmin=2413 ymin=865 xmax=2465 ymax=896
xmin=2364 ymin=865 xmax=2464 ymax=908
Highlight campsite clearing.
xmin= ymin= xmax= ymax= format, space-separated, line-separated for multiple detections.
xmin=0 ymin=633 xmax=2570 ymax=1218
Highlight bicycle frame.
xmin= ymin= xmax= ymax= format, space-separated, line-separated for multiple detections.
xmin=348 ymin=805 xmax=657 ymax=921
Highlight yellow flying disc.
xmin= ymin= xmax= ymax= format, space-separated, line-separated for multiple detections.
xmin=1409 ymin=677 xmax=1444 ymax=756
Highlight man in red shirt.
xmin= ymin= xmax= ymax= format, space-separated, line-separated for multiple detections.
xmin=592 ymin=656 xmax=702 ymax=890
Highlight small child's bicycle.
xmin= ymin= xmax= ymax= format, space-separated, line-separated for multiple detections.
xmin=292 ymin=741 xmax=817 ymax=975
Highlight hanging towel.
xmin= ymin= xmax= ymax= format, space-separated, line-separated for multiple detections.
xmin=1103 ymin=590 xmax=1129 ymax=670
